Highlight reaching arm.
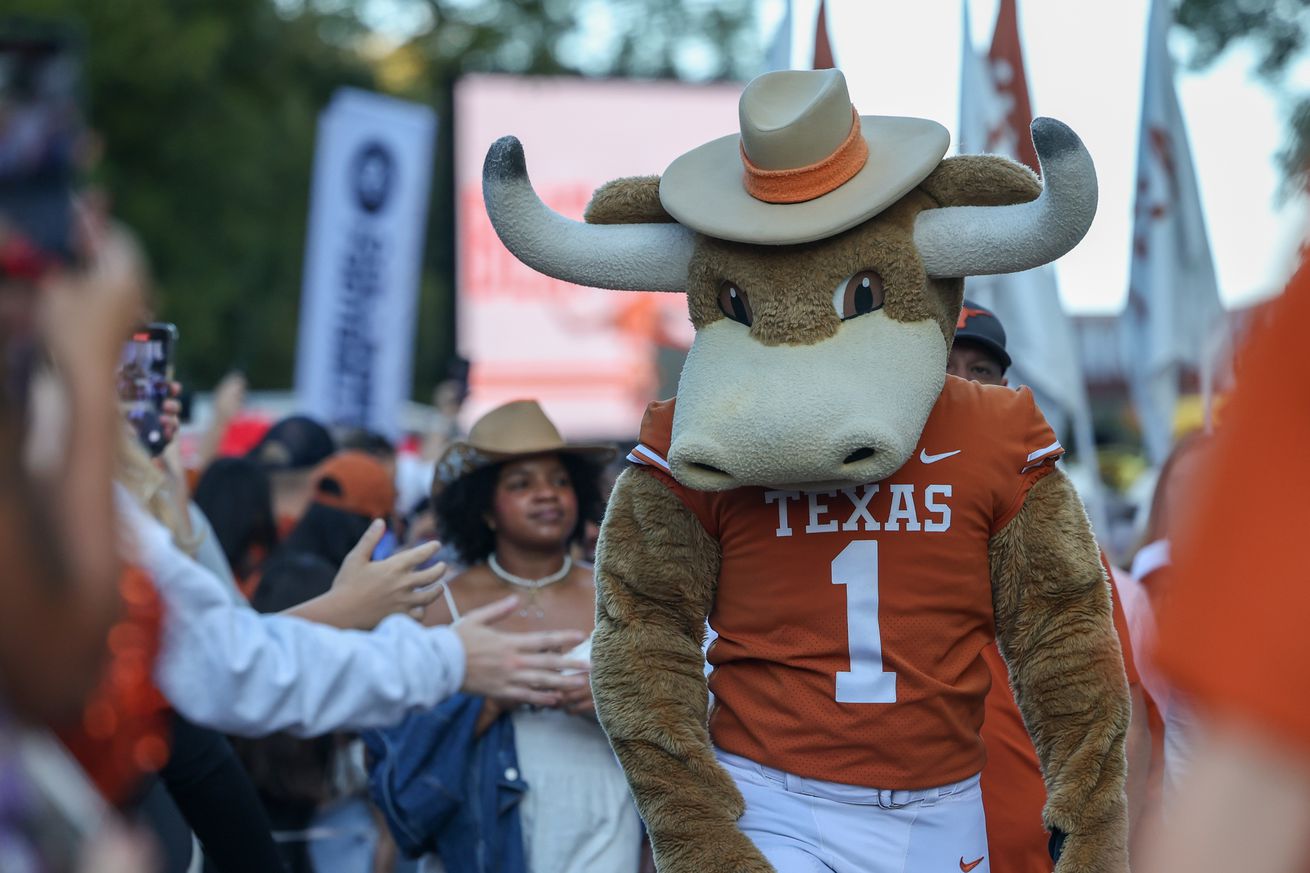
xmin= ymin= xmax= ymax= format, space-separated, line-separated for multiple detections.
xmin=989 ymin=469 xmax=1130 ymax=873
xmin=120 ymin=487 xmax=467 ymax=738
xmin=591 ymin=469 xmax=772 ymax=873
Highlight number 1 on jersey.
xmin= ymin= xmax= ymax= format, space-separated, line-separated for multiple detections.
xmin=832 ymin=540 xmax=897 ymax=704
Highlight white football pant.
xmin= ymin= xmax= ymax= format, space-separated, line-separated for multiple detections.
xmin=716 ymin=748 xmax=991 ymax=873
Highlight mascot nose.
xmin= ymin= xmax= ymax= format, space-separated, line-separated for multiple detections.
xmin=842 ymin=447 xmax=877 ymax=465
xmin=680 ymin=454 xmax=736 ymax=488
xmin=687 ymin=459 xmax=730 ymax=476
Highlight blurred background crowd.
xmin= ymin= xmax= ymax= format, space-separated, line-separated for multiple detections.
xmin=2 ymin=0 xmax=1310 ymax=871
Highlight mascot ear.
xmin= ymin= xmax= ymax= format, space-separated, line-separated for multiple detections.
xmin=585 ymin=176 xmax=676 ymax=225
xmin=912 ymin=117 xmax=1098 ymax=278
xmin=919 ymin=155 xmax=1041 ymax=209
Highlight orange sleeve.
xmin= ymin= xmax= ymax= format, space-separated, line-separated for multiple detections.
xmin=993 ymin=386 xmax=1065 ymax=532
xmin=1155 ymin=264 xmax=1310 ymax=752
xmin=628 ymin=399 xmax=719 ymax=536
xmin=1103 ymin=561 xmax=1141 ymax=687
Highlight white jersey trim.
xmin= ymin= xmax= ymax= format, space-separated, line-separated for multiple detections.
xmin=1130 ymin=539 xmax=1171 ymax=581
xmin=627 ymin=443 xmax=671 ymax=471
xmin=1020 ymin=440 xmax=1064 ymax=473
xmin=1025 ymin=440 xmax=1063 ymax=463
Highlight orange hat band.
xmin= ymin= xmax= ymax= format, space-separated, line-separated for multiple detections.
xmin=740 ymin=106 xmax=869 ymax=204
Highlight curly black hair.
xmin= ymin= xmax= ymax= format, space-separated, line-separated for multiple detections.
xmin=434 ymin=453 xmax=605 ymax=565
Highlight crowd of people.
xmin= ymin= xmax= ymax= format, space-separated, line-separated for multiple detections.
xmin=3 ymin=32 xmax=1310 ymax=873
xmin=0 ymin=203 xmax=625 ymax=871
xmin=2 ymin=195 xmax=1304 ymax=873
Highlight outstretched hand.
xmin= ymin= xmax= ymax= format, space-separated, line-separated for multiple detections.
xmin=326 ymin=520 xmax=448 ymax=629
xmin=280 ymin=520 xmax=449 ymax=630
xmin=454 ymin=596 xmax=589 ymax=708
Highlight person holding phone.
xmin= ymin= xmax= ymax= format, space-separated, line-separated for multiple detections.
xmin=0 ymin=217 xmax=161 ymax=873
xmin=0 ymin=79 xmax=162 ymax=873
xmin=0 ymin=22 xmax=140 ymax=719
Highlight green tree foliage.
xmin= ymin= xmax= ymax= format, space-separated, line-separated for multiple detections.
xmin=7 ymin=0 xmax=755 ymax=395
xmin=1175 ymin=0 xmax=1310 ymax=190
xmin=9 ymin=0 xmax=375 ymax=390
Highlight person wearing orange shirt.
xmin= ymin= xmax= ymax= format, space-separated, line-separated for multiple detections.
xmin=950 ymin=302 xmax=1160 ymax=871
xmin=1143 ymin=260 xmax=1310 ymax=873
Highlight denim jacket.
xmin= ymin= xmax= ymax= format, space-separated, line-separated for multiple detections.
xmin=364 ymin=694 xmax=527 ymax=873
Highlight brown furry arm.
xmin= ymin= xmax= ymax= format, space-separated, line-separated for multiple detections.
xmin=591 ymin=468 xmax=773 ymax=873
xmin=989 ymin=469 xmax=1130 ymax=873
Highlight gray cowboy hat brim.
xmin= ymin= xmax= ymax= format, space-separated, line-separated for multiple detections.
xmin=659 ymin=115 xmax=949 ymax=246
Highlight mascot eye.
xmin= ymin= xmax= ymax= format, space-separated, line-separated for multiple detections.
xmin=834 ymin=270 xmax=886 ymax=320
xmin=717 ymin=282 xmax=754 ymax=327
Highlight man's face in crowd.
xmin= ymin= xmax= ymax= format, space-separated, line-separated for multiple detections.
xmin=947 ymin=340 xmax=1008 ymax=387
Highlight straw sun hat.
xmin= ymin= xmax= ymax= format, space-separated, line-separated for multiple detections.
xmin=435 ymin=400 xmax=615 ymax=487
xmin=658 ymin=68 xmax=950 ymax=245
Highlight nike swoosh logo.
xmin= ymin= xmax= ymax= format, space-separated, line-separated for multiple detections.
xmin=960 ymin=857 xmax=984 ymax=873
xmin=920 ymin=449 xmax=962 ymax=464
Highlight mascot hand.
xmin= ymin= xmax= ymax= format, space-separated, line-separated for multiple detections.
xmin=1050 ymin=824 xmax=1129 ymax=873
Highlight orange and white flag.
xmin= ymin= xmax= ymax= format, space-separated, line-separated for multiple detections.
xmin=1121 ymin=0 xmax=1225 ymax=464
xmin=762 ymin=0 xmax=836 ymax=74
xmin=957 ymin=0 xmax=1102 ymax=525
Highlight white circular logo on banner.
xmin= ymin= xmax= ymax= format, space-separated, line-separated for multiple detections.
xmin=352 ymin=141 xmax=396 ymax=214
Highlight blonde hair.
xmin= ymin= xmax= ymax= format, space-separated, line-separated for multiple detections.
xmin=116 ymin=425 xmax=200 ymax=555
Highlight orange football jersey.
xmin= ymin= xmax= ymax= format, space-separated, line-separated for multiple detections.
xmin=1156 ymin=261 xmax=1310 ymax=753
xmin=628 ymin=376 xmax=1063 ymax=789
xmin=980 ymin=558 xmax=1150 ymax=873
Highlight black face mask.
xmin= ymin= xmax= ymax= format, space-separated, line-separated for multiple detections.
xmin=282 ymin=502 xmax=373 ymax=569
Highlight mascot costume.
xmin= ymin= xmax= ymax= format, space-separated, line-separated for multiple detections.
xmin=482 ymin=69 xmax=1129 ymax=873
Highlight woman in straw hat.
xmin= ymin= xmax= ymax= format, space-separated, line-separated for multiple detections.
xmin=422 ymin=399 xmax=642 ymax=873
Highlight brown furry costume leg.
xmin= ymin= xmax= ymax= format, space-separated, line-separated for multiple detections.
xmin=990 ymin=469 xmax=1131 ymax=873
xmin=591 ymin=468 xmax=774 ymax=873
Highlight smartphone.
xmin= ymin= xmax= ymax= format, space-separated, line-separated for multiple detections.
xmin=118 ymin=322 xmax=177 ymax=456
xmin=371 ymin=530 xmax=446 ymax=600
xmin=0 ymin=25 xmax=85 ymax=262
xmin=371 ymin=529 xmax=399 ymax=562
xmin=0 ymin=26 xmax=86 ymax=424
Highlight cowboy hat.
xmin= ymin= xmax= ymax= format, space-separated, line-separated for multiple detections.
xmin=435 ymin=399 xmax=616 ymax=486
xmin=659 ymin=69 xmax=950 ymax=246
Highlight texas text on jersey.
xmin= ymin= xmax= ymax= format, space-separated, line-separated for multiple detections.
xmin=628 ymin=376 xmax=1063 ymax=790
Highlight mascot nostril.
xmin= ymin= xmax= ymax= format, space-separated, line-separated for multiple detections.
xmin=689 ymin=461 xmax=731 ymax=477
xmin=486 ymin=66 xmax=1126 ymax=873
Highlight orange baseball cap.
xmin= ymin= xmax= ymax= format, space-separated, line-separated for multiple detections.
xmin=310 ymin=451 xmax=397 ymax=521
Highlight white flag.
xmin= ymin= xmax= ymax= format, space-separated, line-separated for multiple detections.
xmin=1121 ymin=0 xmax=1224 ymax=464
xmin=957 ymin=0 xmax=1102 ymax=527
xmin=294 ymin=88 xmax=436 ymax=440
